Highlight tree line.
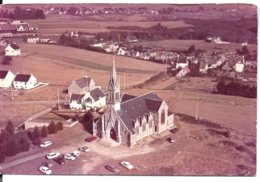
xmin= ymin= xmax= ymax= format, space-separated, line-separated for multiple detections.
xmin=0 ymin=6 xmax=45 ymax=20
xmin=215 ymin=79 xmax=256 ymax=98
xmin=0 ymin=121 xmax=63 ymax=163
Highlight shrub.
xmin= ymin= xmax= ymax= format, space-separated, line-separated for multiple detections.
xmin=56 ymin=122 xmax=63 ymax=131
xmin=48 ymin=121 xmax=57 ymax=134
xmin=5 ymin=121 xmax=15 ymax=135
xmin=41 ymin=126 xmax=48 ymax=138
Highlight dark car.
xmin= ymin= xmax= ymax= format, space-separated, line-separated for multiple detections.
xmin=105 ymin=165 xmax=120 ymax=174
xmin=54 ymin=156 xmax=65 ymax=165
xmin=85 ymin=136 xmax=97 ymax=142
xmin=42 ymin=161 xmax=53 ymax=168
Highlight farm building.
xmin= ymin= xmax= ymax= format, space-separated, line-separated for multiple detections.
xmin=0 ymin=70 xmax=15 ymax=88
xmin=27 ymin=36 xmax=39 ymax=43
xmin=13 ymin=73 xmax=37 ymax=90
xmin=68 ymin=76 xmax=96 ymax=96
xmin=90 ymin=59 xmax=175 ymax=147
xmin=5 ymin=43 xmax=21 ymax=56
xmin=70 ymin=87 xmax=106 ymax=110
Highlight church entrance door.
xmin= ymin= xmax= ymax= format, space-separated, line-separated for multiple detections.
xmin=110 ymin=128 xmax=117 ymax=141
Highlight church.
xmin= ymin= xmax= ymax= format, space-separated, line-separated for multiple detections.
xmin=91 ymin=58 xmax=175 ymax=147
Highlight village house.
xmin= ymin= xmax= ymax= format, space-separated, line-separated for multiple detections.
xmin=5 ymin=43 xmax=21 ymax=56
xmin=68 ymin=76 xmax=96 ymax=97
xmin=13 ymin=73 xmax=37 ymax=90
xmin=70 ymin=87 xmax=106 ymax=110
xmin=0 ymin=70 xmax=15 ymax=88
xmin=27 ymin=36 xmax=39 ymax=43
xmin=125 ymin=35 xmax=138 ymax=43
xmin=90 ymin=58 xmax=175 ymax=147
xmin=234 ymin=62 xmax=245 ymax=73
xmin=176 ymin=57 xmax=189 ymax=69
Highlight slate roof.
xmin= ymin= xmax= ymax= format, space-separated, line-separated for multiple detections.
xmin=75 ymin=76 xmax=92 ymax=88
xmin=121 ymin=93 xmax=136 ymax=102
xmin=9 ymin=43 xmax=20 ymax=50
xmin=116 ymin=92 xmax=162 ymax=130
xmin=70 ymin=94 xmax=84 ymax=103
xmin=90 ymin=87 xmax=105 ymax=101
xmin=0 ymin=70 xmax=8 ymax=79
xmin=14 ymin=74 xmax=32 ymax=82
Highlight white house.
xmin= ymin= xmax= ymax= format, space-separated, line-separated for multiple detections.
xmin=69 ymin=87 xmax=106 ymax=110
xmin=13 ymin=74 xmax=37 ymax=90
xmin=5 ymin=43 xmax=21 ymax=56
xmin=176 ymin=58 xmax=189 ymax=69
xmin=0 ymin=70 xmax=15 ymax=88
xmin=68 ymin=76 xmax=96 ymax=97
xmin=27 ymin=36 xmax=39 ymax=43
xmin=235 ymin=62 xmax=245 ymax=73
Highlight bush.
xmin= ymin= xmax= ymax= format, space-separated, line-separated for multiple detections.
xmin=48 ymin=121 xmax=57 ymax=134
xmin=0 ymin=145 xmax=6 ymax=163
xmin=17 ymin=135 xmax=31 ymax=152
xmin=5 ymin=121 xmax=15 ymax=135
xmin=32 ymin=126 xmax=41 ymax=145
xmin=41 ymin=126 xmax=48 ymax=138
xmin=5 ymin=136 xmax=19 ymax=157
xmin=56 ymin=122 xmax=63 ymax=131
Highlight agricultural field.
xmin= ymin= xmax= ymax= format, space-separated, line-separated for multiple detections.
xmin=131 ymin=39 xmax=257 ymax=52
xmin=27 ymin=14 xmax=193 ymax=34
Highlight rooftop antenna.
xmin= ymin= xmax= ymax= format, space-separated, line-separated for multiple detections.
xmin=195 ymin=92 xmax=199 ymax=120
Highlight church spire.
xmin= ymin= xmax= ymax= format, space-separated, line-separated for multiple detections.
xmin=108 ymin=56 xmax=121 ymax=111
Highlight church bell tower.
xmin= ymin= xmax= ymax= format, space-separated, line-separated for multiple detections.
xmin=108 ymin=56 xmax=121 ymax=111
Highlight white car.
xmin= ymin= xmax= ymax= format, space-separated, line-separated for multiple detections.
xmin=71 ymin=150 xmax=80 ymax=157
xmin=40 ymin=141 xmax=52 ymax=148
xmin=64 ymin=153 xmax=76 ymax=160
xmin=39 ymin=166 xmax=52 ymax=175
xmin=46 ymin=152 xmax=61 ymax=159
xmin=79 ymin=146 xmax=90 ymax=152
xmin=120 ymin=161 xmax=134 ymax=170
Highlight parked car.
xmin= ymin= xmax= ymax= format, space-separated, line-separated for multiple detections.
xmin=39 ymin=166 xmax=52 ymax=175
xmin=64 ymin=153 xmax=76 ymax=160
xmin=71 ymin=150 xmax=80 ymax=157
xmin=120 ymin=161 xmax=134 ymax=170
xmin=46 ymin=152 xmax=61 ymax=159
xmin=85 ymin=136 xmax=97 ymax=142
xmin=40 ymin=141 xmax=52 ymax=148
xmin=79 ymin=146 xmax=90 ymax=152
xmin=105 ymin=165 xmax=120 ymax=174
xmin=42 ymin=162 xmax=53 ymax=168
xmin=54 ymin=156 xmax=65 ymax=165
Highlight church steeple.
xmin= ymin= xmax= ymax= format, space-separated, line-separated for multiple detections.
xmin=108 ymin=56 xmax=121 ymax=111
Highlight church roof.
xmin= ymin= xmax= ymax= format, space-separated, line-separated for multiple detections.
xmin=117 ymin=92 xmax=162 ymax=130
xmin=121 ymin=93 xmax=136 ymax=102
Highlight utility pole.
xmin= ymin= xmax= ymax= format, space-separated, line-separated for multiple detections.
xmin=195 ymin=92 xmax=199 ymax=120
xmin=57 ymin=87 xmax=60 ymax=111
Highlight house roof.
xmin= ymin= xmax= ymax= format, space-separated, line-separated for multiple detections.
xmin=75 ymin=76 xmax=93 ymax=88
xmin=90 ymin=87 xmax=105 ymax=101
xmin=9 ymin=43 xmax=20 ymax=50
xmin=116 ymin=92 xmax=162 ymax=130
xmin=14 ymin=74 xmax=32 ymax=82
xmin=0 ymin=70 xmax=9 ymax=79
xmin=70 ymin=94 xmax=84 ymax=103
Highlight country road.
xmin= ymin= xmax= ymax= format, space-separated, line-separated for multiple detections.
xmin=0 ymin=100 xmax=67 ymax=106
xmin=0 ymin=151 xmax=49 ymax=171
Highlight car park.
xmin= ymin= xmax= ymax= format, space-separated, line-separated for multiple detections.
xmin=39 ymin=141 xmax=52 ymax=148
xmin=46 ymin=152 xmax=61 ymax=159
xmin=64 ymin=153 xmax=76 ymax=160
xmin=71 ymin=150 xmax=80 ymax=157
xmin=105 ymin=165 xmax=120 ymax=174
xmin=79 ymin=146 xmax=90 ymax=152
xmin=120 ymin=161 xmax=134 ymax=170
xmin=85 ymin=136 xmax=97 ymax=142
xmin=39 ymin=166 xmax=52 ymax=175
xmin=54 ymin=156 xmax=65 ymax=165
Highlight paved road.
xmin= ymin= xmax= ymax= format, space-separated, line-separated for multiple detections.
xmin=0 ymin=151 xmax=49 ymax=171
xmin=0 ymin=100 xmax=67 ymax=106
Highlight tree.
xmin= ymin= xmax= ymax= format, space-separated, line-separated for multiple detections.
xmin=48 ymin=121 xmax=57 ymax=134
xmin=56 ymin=122 xmax=63 ymax=131
xmin=187 ymin=44 xmax=195 ymax=53
xmin=2 ymin=56 xmax=13 ymax=65
xmin=32 ymin=126 xmax=41 ymax=145
xmin=0 ymin=144 xmax=5 ymax=163
xmin=242 ymin=46 xmax=250 ymax=55
xmin=5 ymin=136 xmax=18 ymax=157
xmin=41 ymin=126 xmax=48 ymax=137
xmin=5 ymin=121 xmax=15 ymax=135
xmin=17 ymin=135 xmax=31 ymax=152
